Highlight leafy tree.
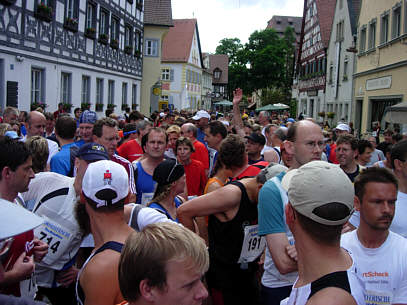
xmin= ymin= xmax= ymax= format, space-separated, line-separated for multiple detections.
xmin=215 ymin=38 xmax=243 ymax=65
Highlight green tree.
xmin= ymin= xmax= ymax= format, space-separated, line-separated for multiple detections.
xmin=215 ymin=38 xmax=243 ymax=65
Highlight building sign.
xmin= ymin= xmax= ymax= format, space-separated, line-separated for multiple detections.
xmin=307 ymin=90 xmax=317 ymax=96
xmin=366 ymin=76 xmax=392 ymax=91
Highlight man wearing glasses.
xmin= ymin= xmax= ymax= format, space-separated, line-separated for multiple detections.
xmin=257 ymin=120 xmax=324 ymax=305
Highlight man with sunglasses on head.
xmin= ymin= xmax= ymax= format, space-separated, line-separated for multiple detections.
xmin=21 ymin=143 xmax=109 ymax=305
xmin=0 ymin=137 xmax=48 ymax=299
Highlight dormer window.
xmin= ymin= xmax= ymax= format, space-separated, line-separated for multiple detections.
xmin=214 ymin=68 xmax=222 ymax=79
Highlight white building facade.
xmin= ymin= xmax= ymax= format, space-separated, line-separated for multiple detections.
xmin=0 ymin=0 xmax=143 ymax=114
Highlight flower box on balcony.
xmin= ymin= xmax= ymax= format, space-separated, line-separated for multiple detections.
xmin=134 ymin=50 xmax=141 ymax=58
xmin=35 ymin=3 xmax=53 ymax=23
xmin=124 ymin=45 xmax=133 ymax=55
xmin=62 ymin=103 xmax=73 ymax=112
xmin=121 ymin=104 xmax=128 ymax=111
xmin=30 ymin=101 xmax=47 ymax=111
xmin=110 ymin=39 xmax=119 ymax=49
xmin=95 ymin=103 xmax=104 ymax=112
xmin=0 ymin=0 xmax=17 ymax=6
xmin=64 ymin=17 xmax=78 ymax=32
xmin=84 ymin=27 xmax=96 ymax=39
xmin=98 ymin=33 xmax=109 ymax=45
xmin=107 ymin=104 xmax=117 ymax=109
xmin=131 ymin=103 xmax=138 ymax=110
xmin=81 ymin=102 xmax=91 ymax=110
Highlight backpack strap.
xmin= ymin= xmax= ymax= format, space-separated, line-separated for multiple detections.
xmin=129 ymin=204 xmax=144 ymax=232
xmin=33 ymin=188 xmax=70 ymax=213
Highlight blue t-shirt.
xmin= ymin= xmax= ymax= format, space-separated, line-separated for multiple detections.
xmin=135 ymin=162 xmax=156 ymax=205
xmin=196 ymin=128 xmax=207 ymax=146
xmin=50 ymin=142 xmax=78 ymax=176
xmin=74 ymin=139 xmax=85 ymax=147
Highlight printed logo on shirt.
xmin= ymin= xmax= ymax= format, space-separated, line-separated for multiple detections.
xmin=363 ymin=271 xmax=389 ymax=278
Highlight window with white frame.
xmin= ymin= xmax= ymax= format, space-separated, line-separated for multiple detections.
xmin=100 ymin=9 xmax=109 ymax=35
xmin=122 ymin=83 xmax=128 ymax=106
xmin=145 ymin=39 xmax=158 ymax=56
xmin=96 ymin=78 xmax=104 ymax=104
xmin=161 ymin=95 xmax=169 ymax=102
xmin=31 ymin=68 xmax=44 ymax=104
xmin=135 ymin=30 xmax=141 ymax=52
xmin=61 ymin=72 xmax=71 ymax=104
xmin=111 ymin=17 xmax=119 ymax=41
xmin=125 ymin=25 xmax=132 ymax=47
xmin=381 ymin=11 xmax=389 ymax=44
xmin=108 ymin=80 xmax=114 ymax=105
xmin=368 ymin=19 xmax=376 ymax=49
xmin=343 ymin=59 xmax=348 ymax=79
xmin=359 ymin=25 xmax=367 ymax=52
xmin=161 ymin=68 xmax=170 ymax=81
xmin=392 ymin=3 xmax=401 ymax=39
xmin=86 ymin=2 xmax=96 ymax=29
xmin=82 ymin=76 xmax=90 ymax=103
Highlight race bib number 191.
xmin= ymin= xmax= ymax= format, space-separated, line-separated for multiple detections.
xmin=237 ymin=225 xmax=266 ymax=264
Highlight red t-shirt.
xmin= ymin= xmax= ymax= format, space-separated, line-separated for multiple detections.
xmin=117 ymin=139 xmax=143 ymax=162
xmin=329 ymin=143 xmax=339 ymax=164
xmin=191 ymin=140 xmax=209 ymax=170
xmin=184 ymin=159 xmax=207 ymax=196
xmin=233 ymin=165 xmax=263 ymax=180
xmin=1 ymin=230 xmax=34 ymax=296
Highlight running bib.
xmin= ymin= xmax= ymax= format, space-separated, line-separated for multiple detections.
xmin=364 ymin=290 xmax=392 ymax=305
xmin=237 ymin=225 xmax=266 ymax=263
xmin=34 ymin=216 xmax=74 ymax=265
xmin=141 ymin=192 xmax=154 ymax=206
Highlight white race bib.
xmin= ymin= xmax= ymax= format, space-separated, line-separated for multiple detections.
xmin=34 ymin=216 xmax=74 ymax=265
xmin=237 ymin=225 xmax=266 ymax=264
xmin=141 ymin=192 xmax=154 ymax=206
xmin=364 ymin=290 xmax=392 ymax=305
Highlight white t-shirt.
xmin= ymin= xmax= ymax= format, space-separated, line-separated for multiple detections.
xmin=281 ymin=252 xmax=365 ymax=305
xmin=349 ymin=191 xmax=407 ymax=238
xmin=22 ymin=172 xmax=82 ymax=288
xmin=341 ymin=230 xmax=407 ymax=305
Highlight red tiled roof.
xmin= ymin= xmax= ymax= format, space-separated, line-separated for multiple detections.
xmin=209 ymin=54 xmax=229 ymax=84
xmin=162 ymin=19 xmax=197 ymax=63
xmin=316 ymin=0 xmax=336 ymax=48
xmin=144 ymin=0 xmax=173 ymax=27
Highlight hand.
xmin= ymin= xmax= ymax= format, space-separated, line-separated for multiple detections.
xmin=56 ymin=266 xmax=79 ymax=287
xmin=233 ymin=88 xmax=243 ymax=106
xmin=286 ymin=244 xmax=297 ymax=262
xmin=32 ymin=239 xmax=48 ymax=263
xmin=8 ymin=252 xmax=35 ymax=282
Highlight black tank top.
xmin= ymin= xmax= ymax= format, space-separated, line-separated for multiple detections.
xmin=76 ymin=241 xmax=123 ymax=305
xmin=208 ymin=180 xmax=258 ymax=265
xmin=309 ymin=271 xmax=351 ymax=299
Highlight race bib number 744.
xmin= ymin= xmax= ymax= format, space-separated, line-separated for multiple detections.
xmin=237 ymin=225 xmax=266 ymax=264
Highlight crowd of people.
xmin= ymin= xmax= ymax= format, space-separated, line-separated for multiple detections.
xmin=0 ymin=91 xmax=407 ymax=305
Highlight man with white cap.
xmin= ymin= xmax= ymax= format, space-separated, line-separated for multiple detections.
xmin=0 ymin=199 xmax=48 ymax=305
xmin=281 ymin=161 xmax=365 ymax=305
xmin=257 ymin=120 xmax=324 ymax=305
xmin=192 ymin=110 xmax=210 ymax=145
xmin=76 ymin=160 xmax=134 ymax=305
xmin=329 ymin=123 xmax=350 ymax=164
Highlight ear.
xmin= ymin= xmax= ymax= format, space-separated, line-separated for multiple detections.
xmin=354 ymin=195 xmax=361 ymax=212
xmin=353 ymin=150 xmax=358 ymax=159
xmin=284 ymin=140 xmax=295 ymax=155
xmin=393 ymin=159 xmax=402 ymax=171
xmin=139 ymin=279 xmax=156 ymax=302
xmin=92 ymin=134 xmax=98 ymax=142
xmin=1 ymin=166 xmax=11 ymax=180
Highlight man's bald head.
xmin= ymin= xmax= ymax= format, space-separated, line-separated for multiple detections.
xmin=26 ymin=111 xmax=46 ymax=137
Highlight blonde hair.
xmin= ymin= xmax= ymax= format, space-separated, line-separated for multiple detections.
xmin=25 ymin=136 xmax=49 ymax=173
xmin=119 ymin=222 xmax=209 ymax=302
xmin=166 ymin=124 xmax=181 ymax=135
xmin=0 ymin=123 xmax=12 ymax=136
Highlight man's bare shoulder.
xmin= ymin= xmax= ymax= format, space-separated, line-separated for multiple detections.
xmin=306 ymin=287 xmax=357 ymax=305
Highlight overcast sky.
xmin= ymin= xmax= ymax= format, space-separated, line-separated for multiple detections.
xmin=172 ymin=0 xmax=304 ymax=53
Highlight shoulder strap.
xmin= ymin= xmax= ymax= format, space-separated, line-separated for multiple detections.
xmin=129 ymin=204 xmax=144 ymax=231
xmin=33 ymin=187 xmax=69 ymax=213
xmin=149 ymin=202 xmax=172 ymax=219
xmin=95 ymin=241 xmax=124 ymax=255
xmin=229 ymin=180 xmax=250 ymax=204
xmin=309 ymin=271 xmax=351 ymax=299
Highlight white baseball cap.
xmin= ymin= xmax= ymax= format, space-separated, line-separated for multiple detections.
xmin=192 ymin=110 xmax=210 ymax=120
xmin=284 ymin=161 xmax=354 ymax=226
xmin=335 ymin=123 xmax=350 ymax=133
xmin=82 ymin=160 xmax=129 ymax=208
xmin=0 ymin=199 xmax=43 ymax=240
